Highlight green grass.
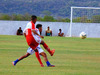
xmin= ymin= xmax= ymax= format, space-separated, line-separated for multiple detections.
xmin=0 ymin=35 xmax=100 ymax=75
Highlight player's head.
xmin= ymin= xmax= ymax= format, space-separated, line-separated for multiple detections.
xmin=31 ymin=15 xmax=37 ymax=24
xmin=47 ymin=26 xmax=50 ymax=30
xmin=59 ymin=29 xmax=62 ymax=32
xmin=19 ymin=27 xmax=21 ymax=30
xmin=36 ymin=24 xmax=42 ymax=33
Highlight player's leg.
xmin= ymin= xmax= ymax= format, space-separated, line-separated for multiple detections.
xmin=40 ymin=40 xmax=55 ymax=56
xmin=12 ymin=53 xmax=30 ymax=66
xmin=27 ymin=36 xmax=44 ymax=67
xmin=28 ymin=47 xmax=44 ymax=67
xmin=37 ymin=46 xmax=55 ymax=67
xmin=33 ymin=35 xmax=55 ymax=56
xmin=18 ymin=53 xmax=30 ymax=61
xmin=40 ymin=52 xmax=48 ymax=62
xmin=12 ymin=47 xmax=36 ymax=66
xmin=40 ymin=52 xmax=55 ymax=67
xmin=34 ymin=49 xmax=44 ymax=67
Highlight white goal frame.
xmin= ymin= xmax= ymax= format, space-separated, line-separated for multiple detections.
xmin=69 ymin=6 xmax=100 ymax=37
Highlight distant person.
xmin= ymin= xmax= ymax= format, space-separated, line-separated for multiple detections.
xmin=58 ymin=29 xmax=64 ymax=37
xmin=16 ymin=27 xmax=23 ymax=35
xmin=45 ymin=26 xmax=52 ymax=36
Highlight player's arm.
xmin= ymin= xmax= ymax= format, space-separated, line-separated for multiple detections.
xmin=23 ymin=28 xmax=26 ymax=37
xmin=32 ymin=30 xmax=44 ymax=38
xmin=24 ymin=33 xmax=26 ymax=37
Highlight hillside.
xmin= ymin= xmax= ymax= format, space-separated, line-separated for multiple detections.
xmin=0 ymin=0 xmax=100 ymax=18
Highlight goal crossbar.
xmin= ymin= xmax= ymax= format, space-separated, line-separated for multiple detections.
xmin=71 ymin=6 xmax=100 ymax=10
xmin=69 ymin=6 xmax=100 ymax=37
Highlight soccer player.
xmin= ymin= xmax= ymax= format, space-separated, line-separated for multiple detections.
xmin=12 ymin=15 xmax=55 ymax=67
xmin=12 ymin=24 xmax=55 ymax=67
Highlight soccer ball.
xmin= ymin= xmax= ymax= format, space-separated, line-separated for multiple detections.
xmin=80 ymin=32 xmax=87 ymax=39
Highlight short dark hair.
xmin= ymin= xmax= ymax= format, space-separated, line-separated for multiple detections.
xmin=31 ymin=15 xmax=37 ymax=20
xmin=59 ymin=29 xmax=61 ymax=31
xmin=36 ymin=24 xmax=42 ymax=29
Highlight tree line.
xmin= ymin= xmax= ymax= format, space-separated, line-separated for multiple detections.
xmin=73 ymin=16 xmax=100 ymax=23
xmin=0 ymin=13 xmax=70 ymax=22
xmin=0 ymin=13 xmax=100 ymax=23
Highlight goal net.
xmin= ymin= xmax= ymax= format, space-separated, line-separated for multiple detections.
xmin=68 ymin=7 xmax=100 ymax=38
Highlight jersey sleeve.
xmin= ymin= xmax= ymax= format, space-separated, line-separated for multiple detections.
xmin=23 ymin=28 xmax=26 ymax=33
xmin=35 ymin=28 xmax=40 ymax=35
xmin=26 ymin=22 xmax=32 ymax=29
xmin=23 ymin=22 xmax=31 ymax=34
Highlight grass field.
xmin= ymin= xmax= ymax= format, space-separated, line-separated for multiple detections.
xmin=0 ymin=35 xmax=100 ymax=75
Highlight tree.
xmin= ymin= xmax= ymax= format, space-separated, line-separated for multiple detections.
xmin=92 ymin=15 xmax=100 ymax=23
xmin=73 ymin=16 xmax=88 ymax=23
xmin=0 ymin=14 xmax=11 ymax=20
xmin=23 ymin=13 xmax=31 ymax=21
xmin=65 ymin=18 xmax=70 ymax=22
xmin=37 ymin=17 xmax=43 ymax=21
xmin=43 ymin=15 xmax=55 ymax=22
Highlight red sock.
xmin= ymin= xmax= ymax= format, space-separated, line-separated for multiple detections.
xmin=35 ymin=51 xmax=43 ymax=65
xmin=43 ymin=43 xmax=51 ymax=54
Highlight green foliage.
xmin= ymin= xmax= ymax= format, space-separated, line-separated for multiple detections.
xmin=65 ymin=18 xmax=70 ymax=22
xmin=57 ymin=17 xmax=70 ymax=22
xmin=1 ymin=13 xmax=100 ymax=23
xmin=11 ymin=14 xmax=31 ymax=21
xmin=0 ymin=14 xmax=11 ymax=20
xmin=73 ymin=15 xmax=100 ymax=23
xmin=0 ymin=13 xmax=69 ymax=22
xmin=23 ymin=13 xmax=31 ymax=21
xmin=43 ymin=15 xmax=55 ymax=22
xmin=73 ymin=16 xmax=89 ymax=23
xmin=37 ymin=17 xmax=43 ymax=21
xmin=92 ymin=15 xmax=100 ymax=23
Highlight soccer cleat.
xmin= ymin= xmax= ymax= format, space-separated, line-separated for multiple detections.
xmin=48 ymin=65 xmax=55 ymax=67
xmin=40 ymin=64 xmax=44 ymax=67
xmin=12 ymin=61 xmax=17 ymax=66
xmin=50 ymin=49 xmax=55 ymax=56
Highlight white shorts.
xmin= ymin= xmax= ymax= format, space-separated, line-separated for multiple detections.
xmin=27 ymin=45 xmax=44 ymax=55
xmin=33 ymin=35 xmax=41 ymax=44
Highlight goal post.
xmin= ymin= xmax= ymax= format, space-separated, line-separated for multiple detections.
xmin=69 ymin=6 xmax=100 ymax=38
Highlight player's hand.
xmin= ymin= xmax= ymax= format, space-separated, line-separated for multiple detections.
xmin=39 ymin=35 xmax=44 ymax=39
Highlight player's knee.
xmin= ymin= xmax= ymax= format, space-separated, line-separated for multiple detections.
xmin=43 ymin=53 xmax=47 ymax=57
xmin=40 ymin=52 xmax=47 ymax=57
xmin=25 ymin=53 xmax=30 ymax=58
xmin=40 ymin=40 xmax=45 ymax=45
